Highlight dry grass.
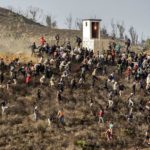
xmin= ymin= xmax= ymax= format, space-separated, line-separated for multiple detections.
xmin=0 ymin=68 xmax=149 ymax=149
xmin=0 ymin=7 xmax=150 ymax=150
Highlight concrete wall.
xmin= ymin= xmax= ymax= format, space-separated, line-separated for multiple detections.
xmin=83 ymin=40 xmax=94 ymax=50
xmin=83 ymin=20 xmax=101 ymax=53
xmin=83 ymin=20 xmax=91 ymax=40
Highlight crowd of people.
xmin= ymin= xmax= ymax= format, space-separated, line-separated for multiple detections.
xmin=0 ymin=34 xmax=150 ymax=146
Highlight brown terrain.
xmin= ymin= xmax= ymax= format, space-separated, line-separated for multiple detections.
xmin=0 ymin=7 xmax=115 ymax=62
xmin=0 ymin=7 xmax=150 ymax=150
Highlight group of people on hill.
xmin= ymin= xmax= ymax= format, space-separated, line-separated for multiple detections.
xmin=0 ymin=34 xmax=150 ymax=145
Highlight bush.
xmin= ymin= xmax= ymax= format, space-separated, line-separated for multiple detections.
xmin=36 ymin=121 xmax=47 ymax=134
xmin=75 ymin=140 xmax=86 ymax=148
xmin=124 ymin=127 xmax=136 ymax=138
xmin=8 ymin=117 xmax=22 ymax=126
xmin=145 ymin=39 xmax=150 ymax=50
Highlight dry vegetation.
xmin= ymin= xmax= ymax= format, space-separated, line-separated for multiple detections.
xmin=0 ymin=63 xmax=149 ymax=150
xmin=0 ymin=7 xmax=150 ymax=150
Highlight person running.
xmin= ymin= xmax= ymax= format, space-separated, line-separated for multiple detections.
xmin=132 ymin=81 xmax=136 ymax=95
xmin=144 ymin=129 xmax=150 ymax=145
xmin=105 ymin=128 xmax=113 ymax=141
xmin=37 ymin=88 xmax=41 ymax=100
xmin=58 ymin=109 xmax=65 ymax=125
xmin=113 ymin=81 xmax=118 ymax=95
xmin=50 ymin=76 xmax=55 ymax=88
xmin=70 ymin=77 xmax=77 ymax=90
xmin=33 ymin=106 xmax=39 ymax=121
xmin=1 ymin=101 xmax=8 ymax=115
xmin=109 ymin=121 xmax=114 ymax=131
xmin=89 ymin=98 xmax=94 ymax=108
xmin=57 ymin=90 xmax=62 ymax=102
xmin=128 ymin=97 xmax=134 ymax=108
xmin=107 ymin=99 xmax=114 ymax=109
xmin=126 ymin=66 xmax=132 ymax=81
xmin=48 ymin=115 xmax=52 ymax=126
xmin=0 ymin=71 xmax=4 ymax=84
xmin=125 ymin=38 xmax=131 ymax=53
xmin=6 ymin=80 xmax=11 ymax=90
xmin=78 ymin=77 xmax=84 ymax=88
xmin=25 ymin=73 xmax=31 ymax=86
xmin=118 ymin=83 xmax=125 ymax=96
xmin=76 ymin=36 xmax=82 ymax=47
xmin=92 ymin=68 xmax=98 ymax=87
xmin=58 ymin=79 xmax=65 ymax=92
xmin=40 ymin=75 xmax=46 ymax=85
xmin=98 ymin=109 xmax=104 ymax=124
xmin=55 ymin=34 xmax=60 ymax=46
xmin=39 ymin=36 xmax=46 ymax=46
xmin=30 ymin=42 xmax=37 ymax=56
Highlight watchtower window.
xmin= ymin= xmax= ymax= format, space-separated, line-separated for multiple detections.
xmin=85 ymin=22 xmax=87 ymax=26
xmin=91 ymin=22 xmax=99 ymax=38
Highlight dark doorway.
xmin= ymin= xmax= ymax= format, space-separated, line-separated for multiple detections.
xmin=91 ymin=22 xmax=99 ymax=39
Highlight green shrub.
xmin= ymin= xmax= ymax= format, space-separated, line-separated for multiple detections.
xmin=75 ymin=140 xmax=86 ymax=148
xmin=124 ymin=127 xmax=136 ymax=138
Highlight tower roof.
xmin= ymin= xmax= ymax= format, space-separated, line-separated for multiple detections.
xmin=82 ymin=19 xmax=102 ymax=22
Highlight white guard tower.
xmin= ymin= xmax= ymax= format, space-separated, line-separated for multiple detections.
xmin=82 ymin=19 xmax=102 ymax=53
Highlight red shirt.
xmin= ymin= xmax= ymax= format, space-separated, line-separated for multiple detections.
xmin=26 ymin=75 xmax=31 ymax=84
xmin=112 ymin=50 xmax=115 ymax=57
xmin=98 ymin=111 xmax=104 ymax=117
xmin=134 ymin=65 xmax=138 ymax=72
xmin=40 ymin=37 xmax=46 ymax=45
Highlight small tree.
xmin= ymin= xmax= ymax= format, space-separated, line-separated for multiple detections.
xmin=65 ymin=14 xmax=73 ymax=29
xmin=135 ymin=34 xmax=138 ymax=45
xmin=129 ymin=26 xmax=138 ymax=45
xmin=75 ymin=18 xmax=82 ymax=30
xmin=46 ymin=15 xmax=57 ymax=28
xmin=125 ymin=35 xmax=128 ymax=41
xmin=7 ymin=6 xmax=14 ymax=11
xmin=46 ymin=15 xmax=51 ymax=27
xmin=26 ymin=6 xmax=43 ymax=22
xmin=51 ymin=21 xmax=57 ymax=29
xmin=101 ymin=25 xmax=108 ymax=37
xmin=145 ymin=39 xmax=150 ymax=49
xmin=111 ymin=19 xmax=117 ymax=38
xmin=117 ymin=22 xmax=125 ymax=39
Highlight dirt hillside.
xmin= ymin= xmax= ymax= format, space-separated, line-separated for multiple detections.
xmin=0 ymin=7 xmax=114 ymax=56
xmin=0 ymin=7 xmax=149 ymax=150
